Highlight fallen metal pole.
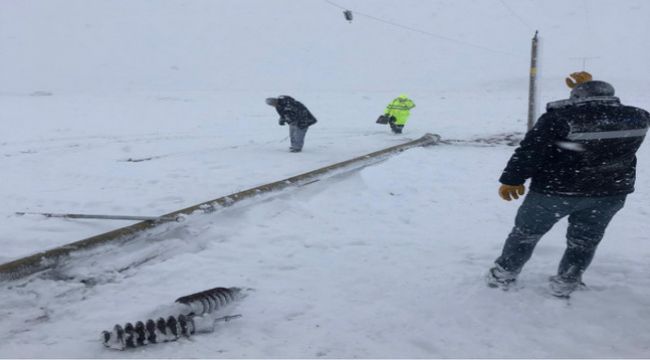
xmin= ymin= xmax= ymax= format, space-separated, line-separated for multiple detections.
xmin=0 ymin=133 xmax=440 ymax=281
xmin=15 ymin=212 xmax=179 ymax=222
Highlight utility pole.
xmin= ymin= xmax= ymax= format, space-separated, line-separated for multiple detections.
xmin=527 ymin=30 xmax=539 ymax=131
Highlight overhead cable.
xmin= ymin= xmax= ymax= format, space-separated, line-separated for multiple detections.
xmin=324 ymin=0 xmax=525 ymax=58
xmin=497 ymin=0 xmax=535 ymax=32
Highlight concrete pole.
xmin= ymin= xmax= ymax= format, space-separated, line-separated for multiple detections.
xmin=527 ymin=31 xmax=539 ymax=131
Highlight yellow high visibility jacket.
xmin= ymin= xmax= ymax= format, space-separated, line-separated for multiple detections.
xmin=384 ymin=95 xmax=416 ymax=125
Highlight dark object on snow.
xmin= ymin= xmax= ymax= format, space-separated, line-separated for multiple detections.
xmin=102 ymin=287 xmax=242 ymax=350
xmin=343 ymin=10 xmax=353 ymax=22
xmin=376 ymin=114 xmax=390 ymax=124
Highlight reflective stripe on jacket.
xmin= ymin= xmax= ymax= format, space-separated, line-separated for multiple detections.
xmin=499 ymin=96 xmax=650 ymax=196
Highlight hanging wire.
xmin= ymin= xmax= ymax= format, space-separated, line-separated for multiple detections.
xmin=324 ymin=0 xmax=525 ymax=58
xmin=324 ymin=0 xmax=350 ymax=11
xmin=579 ymin=0 xmax=593 ymax=69
xmin=497 ymin=0 xmax=535 ymax=32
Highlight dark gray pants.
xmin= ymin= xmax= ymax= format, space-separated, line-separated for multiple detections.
xmin=289 ymin=124 xmax=308 ymax=151
xmin=495 ymin=191 xmax=626 ymax=281
xmin=389 ymin=122 xmax=404 ymax=134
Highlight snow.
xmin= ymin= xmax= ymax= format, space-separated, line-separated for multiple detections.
xmin=1 ymin=0 xmax=650 ymax=357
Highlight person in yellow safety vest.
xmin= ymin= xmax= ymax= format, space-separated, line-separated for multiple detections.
xmin=383 ymin=94 xmax=416 ymax=134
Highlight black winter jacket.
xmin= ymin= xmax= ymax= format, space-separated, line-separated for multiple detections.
xmin=500 ymin=96 xmax=650 ymax=196
xmin=275 ymin=96 xmax=317 ymax=129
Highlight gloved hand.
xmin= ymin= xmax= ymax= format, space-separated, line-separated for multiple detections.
xmin=565 ymin=71 xmax=592 ymax=88
xmin=279 ymin=118 xmax=286 ymax=126
xmin=499 ymin=184 xmax=525 ymax=201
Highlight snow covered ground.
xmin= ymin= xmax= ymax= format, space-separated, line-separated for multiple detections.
xmin=1 ymin=0 xmax=650 ymax=358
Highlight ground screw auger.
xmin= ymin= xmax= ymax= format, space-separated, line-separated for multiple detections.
xmin=175 ymin=286 xmax=240 ymax=316
xmin=101 ymin=287 xmax=242 ymax=350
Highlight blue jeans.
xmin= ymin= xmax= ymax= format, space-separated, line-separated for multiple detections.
xmin=495 ymin=191 xmax=626 ymax=281
xmin=289 ymin=124 xmax=308 ymax=151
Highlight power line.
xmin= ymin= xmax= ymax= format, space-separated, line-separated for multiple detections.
xmin=324 ymin=0 xmax=347 ymax=11
xmin=324 ymin=0 xmax=525 ymax=58
xmin=497 ymin=0 xmax=535 ymax=32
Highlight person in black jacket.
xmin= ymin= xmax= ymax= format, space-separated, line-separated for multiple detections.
xmin=486 ymin=72 xmax=650 ymax=297
xmin=265 ymin=96 xmax=317 ymax=152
